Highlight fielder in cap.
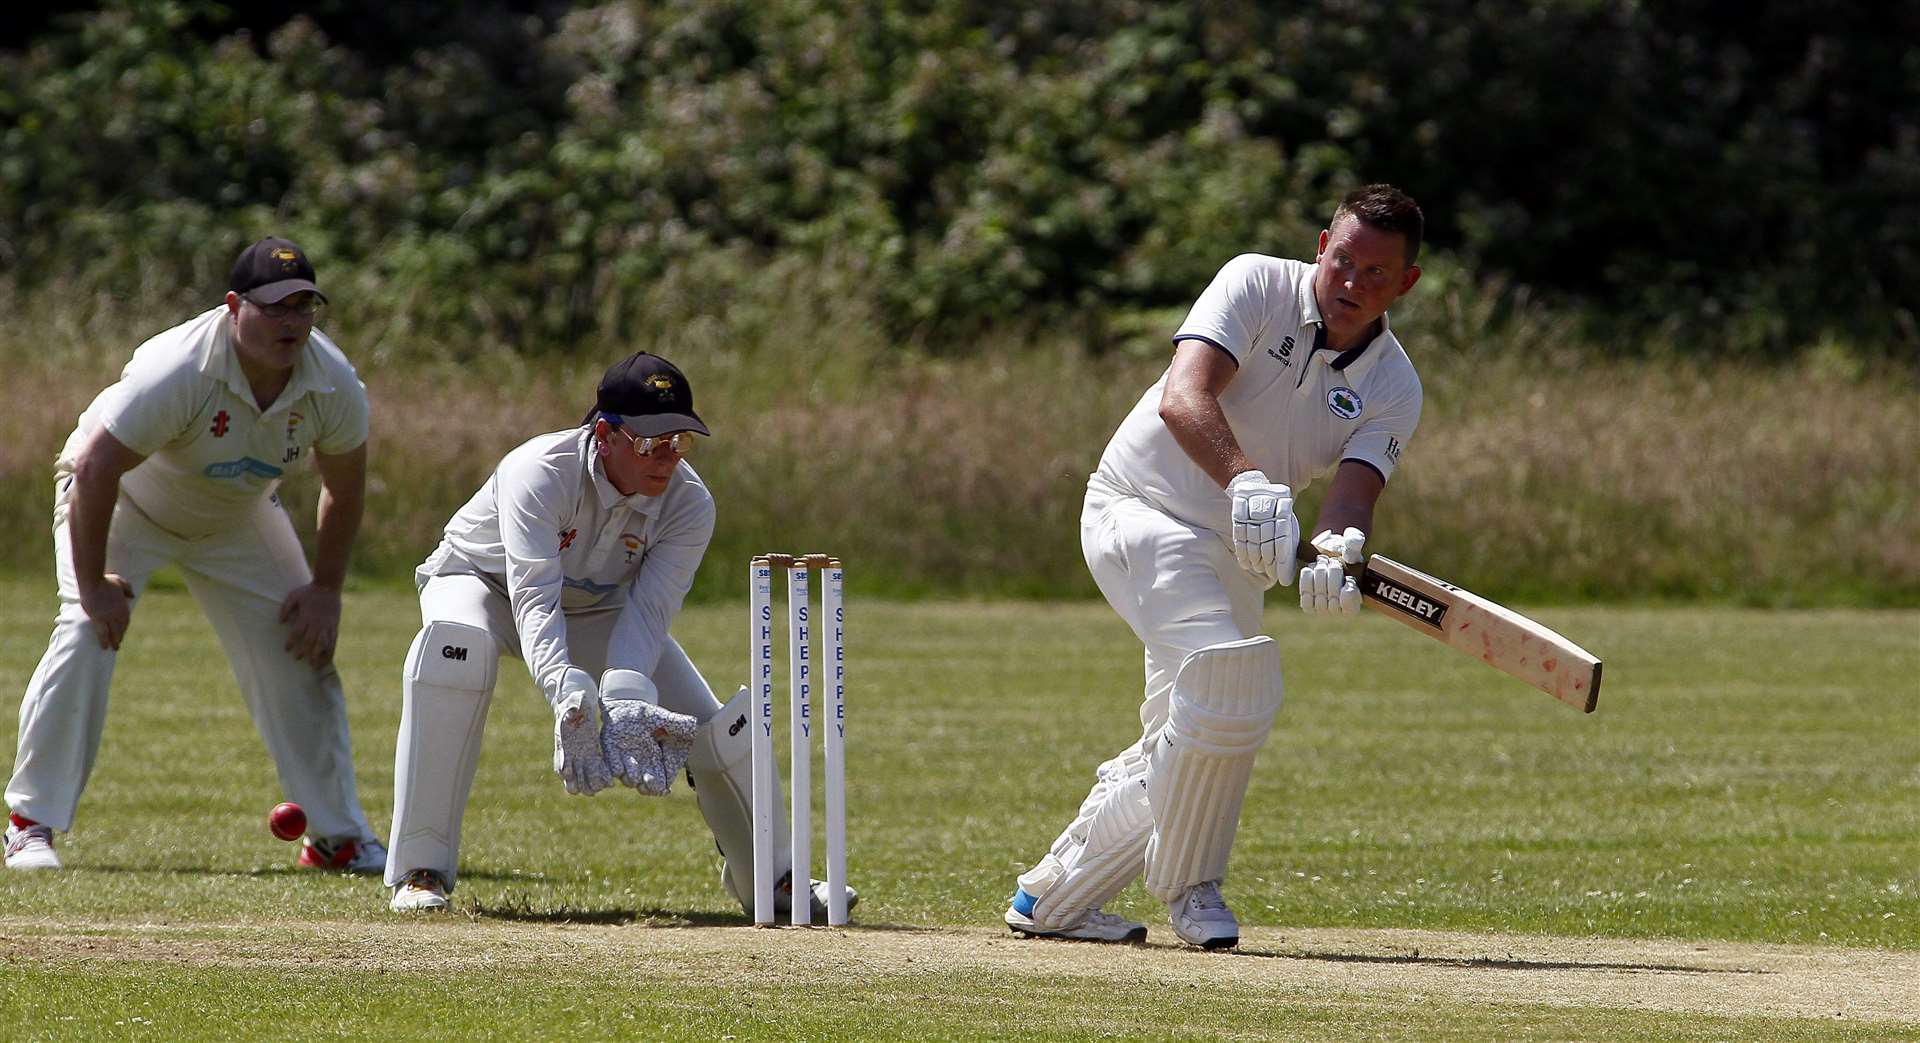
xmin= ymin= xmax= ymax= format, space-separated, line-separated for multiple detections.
xmin=4 ymin=237 xmax=387 ymax=873
xmin=384 ymin=352 xmax=857 ymax=919
xmin=1006 ymin=186 xmax=1427 ymax=948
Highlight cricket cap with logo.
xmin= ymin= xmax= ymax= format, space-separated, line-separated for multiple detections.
xmin=229 ymin=236 xmax=327 ymax=304
xmin=587 ymin=352 xmax=711 ymax=438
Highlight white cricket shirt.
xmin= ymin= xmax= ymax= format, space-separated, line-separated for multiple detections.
xmin=57 ymin=306 xmax=370 ymax=539
xmin=1095 ymin=253 xmax=1423 ymax=535
xmin=418 ymin=428 xmax=715 ymax=695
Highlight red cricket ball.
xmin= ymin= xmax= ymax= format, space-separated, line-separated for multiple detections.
xmin=268 ymin=801 xmax=307 ymax=842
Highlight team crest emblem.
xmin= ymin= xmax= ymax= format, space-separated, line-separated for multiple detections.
xmin=646 ymin=374 xmax=675 ymax=398
xmin=270 ymin=247 xmax=301 ymax=269
xmin=1328 ymin=386 xmax=1363 ymax=419
xmin=621 ymin=533 xmax=644 ymax=563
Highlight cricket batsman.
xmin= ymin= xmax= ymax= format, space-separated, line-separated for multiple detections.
xmin=1006 ymin=185 xmax=1426 ymax=948
xmin=5 ymin=237 xmax=386 ymax=873
xmin=384 ymin=352 xmax=856 ymax=919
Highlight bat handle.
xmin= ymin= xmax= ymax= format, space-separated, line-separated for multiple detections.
xmin=1294 ymin=539 xmax=1367 ymax=573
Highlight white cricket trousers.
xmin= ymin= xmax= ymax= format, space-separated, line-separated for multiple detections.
xmin=385 ymin=573 xmax=723 ymax=888
xmin=6 ymin=482 xmax=376 ymax=840
xmin=1016 ymin=475 xmax=1267 ymax=920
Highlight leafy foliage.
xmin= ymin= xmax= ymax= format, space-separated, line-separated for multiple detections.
xmin=2 ymin=0 xmax=1915 ymax=355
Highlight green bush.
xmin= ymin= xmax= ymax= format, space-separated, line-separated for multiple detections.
xmin=3 ymin=1 xmax=1913 ymax=355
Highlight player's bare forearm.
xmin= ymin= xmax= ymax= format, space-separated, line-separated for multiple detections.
xmin=310 ymin=444 xmax=366 ymax=589
xmin=1300 ymin=460 xmax=1385 ymax=560
xmin=1160 ymin=340 xmax=1252 ymax=488
xmin=67 ymin=470 xmax=119 ymax=594
xmin=68 ymin=428 xmax=145 ymax=593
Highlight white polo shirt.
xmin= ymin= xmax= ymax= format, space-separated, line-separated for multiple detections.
xmin=1095 ymin=253 xmax=1423 ymax=535
xmin=56 ymin=306 xmax=370 ymax=539
xmin=419 ymin=428 xmax=716 ymax=695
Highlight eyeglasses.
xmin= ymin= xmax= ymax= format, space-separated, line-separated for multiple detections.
xmin=616 ymin=428 xmax=700 ymax=458
xmin=244 ymin=294 xmax=323 ymax=319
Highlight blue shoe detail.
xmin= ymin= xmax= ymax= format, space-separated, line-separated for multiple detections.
xmin=1011 ymin=888 xmax=1039 ymax=917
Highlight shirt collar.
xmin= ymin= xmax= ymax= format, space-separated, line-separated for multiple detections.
xmin=197 ymin=309 xmax=335 ymax=414
xmin=1297 ymin=266 xmax=1397 ymax=375
xmin=580 ymin=426 xmax=665 ymax=516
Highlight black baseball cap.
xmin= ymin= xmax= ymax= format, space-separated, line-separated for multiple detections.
xmin=585 ymin=352 xmax=710 ymax=438
xmin=229 ymin=237 xmax=327 ymax=304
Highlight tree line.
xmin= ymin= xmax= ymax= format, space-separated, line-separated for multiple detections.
xmin=3 ymin=0 xmax=1914 ymax=357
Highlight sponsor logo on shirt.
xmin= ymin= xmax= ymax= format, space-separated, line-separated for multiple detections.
xmin=203 ymin=457 xmax=285 ymax=480
xmin=1385 ymin=437 xmax=1402 ymax=464
xmin=1265 ymin=335 xmax=1296 ymax=367
xmin=1328 ymin=386 xmax=1363 ymax=419
xmin=210 ymin=410 xmax=231 ymax=437
xmin=558 ymin=528 xmax=578 ymax=551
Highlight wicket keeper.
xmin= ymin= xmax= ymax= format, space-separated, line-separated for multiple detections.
xmin=384 ymin=352 xmax=855 ymax=919
xmin=5 ymin=238 xmax=387 ymax=873
xmin=1007 ymin=185 xmax=1426 ymax=948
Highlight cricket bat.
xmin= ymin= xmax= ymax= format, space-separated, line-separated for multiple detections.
xmin=1350 ymin=555 xmax=1602 ymax=712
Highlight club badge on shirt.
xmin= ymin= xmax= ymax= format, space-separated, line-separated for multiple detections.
xmin=1328 ymin=387 xmax=1363 ymax=419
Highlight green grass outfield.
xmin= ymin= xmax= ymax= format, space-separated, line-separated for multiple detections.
xmin=0 ymin=578 xmax=1914 ymax=1040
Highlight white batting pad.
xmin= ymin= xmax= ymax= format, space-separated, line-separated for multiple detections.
xmin=689 ymin=685 xmax=790 ymax=913
xmin=1018 ymin=748 xmax=1156 ymax=929
xmin=1143 ymin=636 xmax=1284 ymax=902
xmin=385 ymin=621 xmax=497 ymax=890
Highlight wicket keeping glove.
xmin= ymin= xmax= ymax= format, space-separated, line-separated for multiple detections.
xmin=1299 ymin=527 xmax=1366 ymax=618
xmin=549 ymin=667 xmax=614 ymax=796
xmin=1227 ymin=470 xmax=1298 ymax=586
xmin=598 ymin=669 xmax=700 ymax=797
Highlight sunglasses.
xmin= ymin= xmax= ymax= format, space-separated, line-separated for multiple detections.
xmin=615 ymin=427 xmax=700 ymax=458
xmin=243 ymin=294 xmax=323 ymax=319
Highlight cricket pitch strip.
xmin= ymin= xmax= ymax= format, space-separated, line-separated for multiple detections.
xmin=2 ymin=917 xmax=1912 ymax=1026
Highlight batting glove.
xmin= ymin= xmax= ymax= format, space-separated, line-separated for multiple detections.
xmin=549 ymin=667 xmax=614 ymax=796
xmin=1299 ymin=527 xmax=1366 ymax=617
xmin=1227 ymin=470 xmax=1298 ymax=586
xmin=599 ymin=670 xmax=701 ymax=796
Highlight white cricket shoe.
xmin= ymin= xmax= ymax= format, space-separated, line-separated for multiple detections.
xmin=782 ymin=872 xmax=859 ymax=922
xmin=725 ymin=867 xmax=861 ymax=921
xmin=4 ymin=821 xmax=61 ymax=871
xmin=390 ymin=869 xmax=451 ymax=912
xmin=1004 ymin=889 xmax=1148 ymax=944
xmin=1168 ymin=880 xmax=1239 ymax=950
xmin=298 ymin=836 xmax=389 ymax=875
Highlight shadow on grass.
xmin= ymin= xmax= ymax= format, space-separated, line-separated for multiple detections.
xmin=1226 ymin=945 xmax=1767 ymax=975
xmin=464 ymin=899 xmax=925 ymax=933
xmin=465 ymin=900 xmax=744 ymax=927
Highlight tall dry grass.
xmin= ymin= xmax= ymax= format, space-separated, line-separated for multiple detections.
xmin=1 ymin=276 xmax=1914 ymax=605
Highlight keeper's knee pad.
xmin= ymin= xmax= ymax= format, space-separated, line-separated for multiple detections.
xmin=1143 ymin=636 xmax=1283 ymax=902
xmin=688 ymin=685 xmax=790 ymax=912
xmin=387 ymin=621 xmax=498 ymax=890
